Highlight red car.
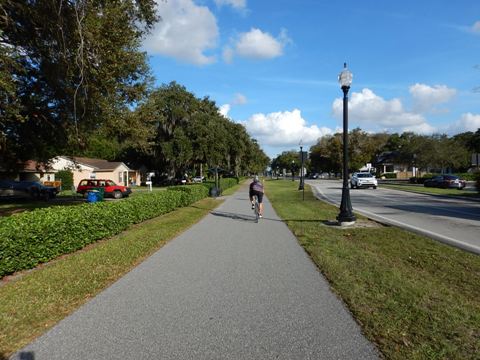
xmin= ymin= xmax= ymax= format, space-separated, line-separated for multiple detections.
xmin=77 ymin=179 xmax=132 ymax=199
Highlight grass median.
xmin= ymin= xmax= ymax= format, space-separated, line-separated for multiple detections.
xmin=0 ymin=197 xmax=222 ymax=359
xmin=266 ymin=179 xmax=480 ymax=360
xmin=379 ymin=183 xmax=479 ymax=198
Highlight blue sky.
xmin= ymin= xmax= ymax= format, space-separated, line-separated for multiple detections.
xmin=142 ymin=0 xmax=480 ymax=158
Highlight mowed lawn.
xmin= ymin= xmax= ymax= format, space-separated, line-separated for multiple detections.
xmin=266 ymin=179 xmax=480 ymax=360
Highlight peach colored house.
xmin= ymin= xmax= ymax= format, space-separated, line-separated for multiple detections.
xmin=49 ymin=156 xmax=140 ymax=188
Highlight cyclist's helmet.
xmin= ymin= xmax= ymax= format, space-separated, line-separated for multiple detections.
xmin=253 ymin=175 xmax=259 ymax=182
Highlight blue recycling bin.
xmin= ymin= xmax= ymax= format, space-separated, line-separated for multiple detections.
xmin=86 ymin=190 xmax=99 ymax=203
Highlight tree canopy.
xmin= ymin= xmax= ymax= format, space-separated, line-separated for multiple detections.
xmin=0 ymin=0 xmax=158 ymax=169
xmin=128 ymin=82 xmax=270 ymax=179
xmin=0 ymin=2 xmax=269 ymax=178
xmin=306 ymin=129 xmax=478 ymax=175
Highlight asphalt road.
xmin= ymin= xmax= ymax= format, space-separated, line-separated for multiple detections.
xmin=307 ymin=179 xmax=480 ymax=254
xmin=11 ymin=184 xmax=379 ymax=360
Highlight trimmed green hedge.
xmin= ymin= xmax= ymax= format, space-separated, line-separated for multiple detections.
xmin=381 ymin=172 xmax=397 ymax=179
xmin=219 ymin=177 xmax=239 ymax=189
xmin=0 ymin=185 xmax=209 ymax=278
xmin=202 ymin=177 xmax=239 ymax=195
xmin=454 ymin=172 xmax=477 ymax=181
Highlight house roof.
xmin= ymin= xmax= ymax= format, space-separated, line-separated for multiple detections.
xmin=60 ymin=156 xmax=131 ymax=171
xmin=74 ymin=157 xmax=128 ymax=171
xmin=374 ymin=151 xmax=399 ymax=165
xmin=21 ymin=160 xmax=55 ymax=172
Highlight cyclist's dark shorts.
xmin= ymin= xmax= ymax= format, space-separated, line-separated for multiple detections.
xmin=250 ymin=190 xmax=263 ymax=203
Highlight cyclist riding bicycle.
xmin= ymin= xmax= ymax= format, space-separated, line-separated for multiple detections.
xmin=249 ymin=175 xmax=264 ymax=218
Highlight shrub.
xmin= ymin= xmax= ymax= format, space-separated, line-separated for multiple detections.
xmin=55 ymin=170 xmax=74 ymax=190
xmin=220 ymin=177 xmax=238 ymax=189
xmin=167 ymin=185 xmax=209 ymax=205
xmin=454 ymin=172 xmax=476 ymax=181
xmin=0 ymin=185 xmax=209 ymax=277
xmin=202 ymin=177 xmax=239 ymax=195
xmin=381 ymin=172 xmax=397 ymax=179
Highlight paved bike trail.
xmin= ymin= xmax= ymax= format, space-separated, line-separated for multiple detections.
xmin=11 ymin=184 xmax=379 ymax=360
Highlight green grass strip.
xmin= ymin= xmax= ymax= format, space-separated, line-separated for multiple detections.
xmin=267 ymin=179 xmax=480 ymax=360
xmin=380 ymin=183 xmax=479 ymax=198
xmin=0 ymin=197 xmax=221 ymax=359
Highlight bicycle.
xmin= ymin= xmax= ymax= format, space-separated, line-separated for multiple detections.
xmin=252 ymin=195 xmax=260 ymax=222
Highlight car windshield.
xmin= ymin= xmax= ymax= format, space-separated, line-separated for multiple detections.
xmin=106 ymin=180 xmax=116 ymax=186
xmin=357 ymin=173 xmax=373 ymax=178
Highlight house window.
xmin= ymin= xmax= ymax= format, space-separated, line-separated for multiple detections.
xmin=119 ymin=172 xmax=123 ymax=183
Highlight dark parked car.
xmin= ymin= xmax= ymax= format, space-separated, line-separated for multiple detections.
xmin=423 ymin=175 xmax=466 ymax=189
xmin=0 ymin=180 xmax=59 ymax=200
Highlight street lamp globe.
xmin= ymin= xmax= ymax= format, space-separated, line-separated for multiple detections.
xmin=338 ymin=62 xmax=353 ymax=88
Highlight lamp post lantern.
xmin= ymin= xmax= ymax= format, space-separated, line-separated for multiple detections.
xmin=337 ymin=63 xmax=356 ymax=225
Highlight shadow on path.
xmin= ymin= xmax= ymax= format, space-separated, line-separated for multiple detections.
xmin=210 ymin=211 xmax=257 ymax=222
xmin=210 ymin=210 xmax=333 ymax=224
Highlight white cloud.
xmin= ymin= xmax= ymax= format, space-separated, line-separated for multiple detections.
xmin=142 ymin=0 xmax=218 ymax=65
xmin=226 ymin=28 xmax=290 ymax=62
xmin=446 ymin=113 xmax=480 ymax=134
xmin=243 ymin=109 xmax=332 ymax=147
xmin=232 ymin=93 xmax=247 ymax=105
xmin=219 ymin=93 xmax=247 ymax=118
xmin=332 ymin=88 xmax=427 ymax=129
xmin=219 ymin=104 xmax=231 ymax=117
xmin=472 ymin=21 xmax=480 ymax=33
xmin=401 ymin=123 xmax=436 ymax=134
xmin=409 ymin=83 xmax=457 ymax=112
xmin=214 ymin=0 xmax=246 ymax=10
xmin=222 ymin=46 xmax=234 ymax=63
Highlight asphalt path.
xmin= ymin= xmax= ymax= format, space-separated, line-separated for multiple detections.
xmin=11 ymin=184 xmax=379 ymax=360
xmin=307 ymin=179 xmax=480 ymax=254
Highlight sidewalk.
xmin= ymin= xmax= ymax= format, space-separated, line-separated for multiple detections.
xmin=11 ymin=184 xmax=379 ymax=360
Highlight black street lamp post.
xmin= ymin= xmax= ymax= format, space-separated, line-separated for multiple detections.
xmin=298 ymin=144 xmax=304 ymax=191
xmin=413 ymin=153 xmax=417 ymax=178
xmin=336 ymin=63 xmax=356 ymax=225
